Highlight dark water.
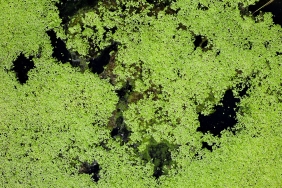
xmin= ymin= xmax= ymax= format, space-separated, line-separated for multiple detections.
xmin=147 ymin=142 xmax=172 ymax=179
xmin=46 ymin=30 xmax=71 ymax=64
xmin=88 ymin=42 xmax=119 ymax=74
xmin=197 ymin=89 xmax=240 ymax=137
xmin=49 ymin=0 xmax=268 ymax=183
xmin=79 ymin=161 xmax=100 ymax=182
xmin=55 ymin=0 xmax=98 ymax=25
xmin=110 ymin=116 xmax=131 ymax=143
xmin=249 ymin=0 xmax=282 ymax=26
xmin=11 ymin=53 xmax=35 ymax=84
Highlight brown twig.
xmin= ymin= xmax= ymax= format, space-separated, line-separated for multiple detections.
xmin=252 ymin=0 xmax=274 ymax=15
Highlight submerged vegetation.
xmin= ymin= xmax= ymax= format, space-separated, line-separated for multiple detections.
xmin=0 ymin=0 xmax=281 ymax=187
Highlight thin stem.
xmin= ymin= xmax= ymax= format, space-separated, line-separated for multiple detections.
xmin=252 ymin=0 xmax=274 ymax=15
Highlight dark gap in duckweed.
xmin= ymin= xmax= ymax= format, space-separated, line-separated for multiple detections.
xmin=223 ymin=2 xmax=232 ymax=9
xmin=176 ymin=23 xmax=188 ymax=30
xmin=142 ymin=139 xmax=173 ymax=179
xmin=46 ymin=30 xmax=72 ymax=64
xmin=58 ymin=4 xmax=121 ymax=74
xmin=196 ymin=77 xmax=250 ymax=138
xmin=110 ymin=115 xmax=131 ymax=144
xmin=197 ymin=3 xmax=209 ymax=11
xmin=237 ymin=79 xmax=251 ymax=98
xmin=116 ymin=81 xmax=133 ymax=100
xmin=109 ymin=81 xmax=133 ymax=143
xmin=249 ymin=0 xmax=282 ymax=25
xmin=47 ymin=29 xmax=94 ymax=71
xmin=11 ymin=53 xmax=35 ymax=84
xmin=197 ymin=89 xmax=241 ymax=137
xmin=165 ymin=6 xmax=180 ymax=15
xmin=193 ymin=35 xmax=212 ymax=51
xmin=50 ymin=0 xmax=271 ymax=183
xmin=201 ymin=142 xmax=214 ymax=152
xmin=146 ymin=0 xmax=175 ymax=7
xmin=264 ymin=41 xmax=270 ymax=48
xmin=79 ymin=161 xmax=100 ymax=182
xmin=242 ymin=39 xmax=253 ymax=50
xmin=103 ymin=26 xmax=118 ymax=40
xmin=238 ymin=3 xmax=251 ymax=17
xmin=55 ymin=0 xmax=98 ymax=26
xmin=239 ymin=0 xmax=282 ymax=26
xmin=87 ymin=38 xmax=99 ymax=58
xmin=107 ymin=79 xmax=174 ymax=178
xmin=146 ymin=0 xmax=176 ymax=17
xmin=88 ymin=41 xmax=120 ymax=74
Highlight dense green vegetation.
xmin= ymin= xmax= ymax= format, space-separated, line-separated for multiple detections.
xmin=0 ymin=0 xmax=281 ymax=187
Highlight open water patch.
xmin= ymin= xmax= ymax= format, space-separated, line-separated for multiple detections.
xmin=11 ymin=53 xmax=35 ymax=84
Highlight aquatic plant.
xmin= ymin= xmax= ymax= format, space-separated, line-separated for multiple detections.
xmin=0 ymin=0 xmax=281 ymax=187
